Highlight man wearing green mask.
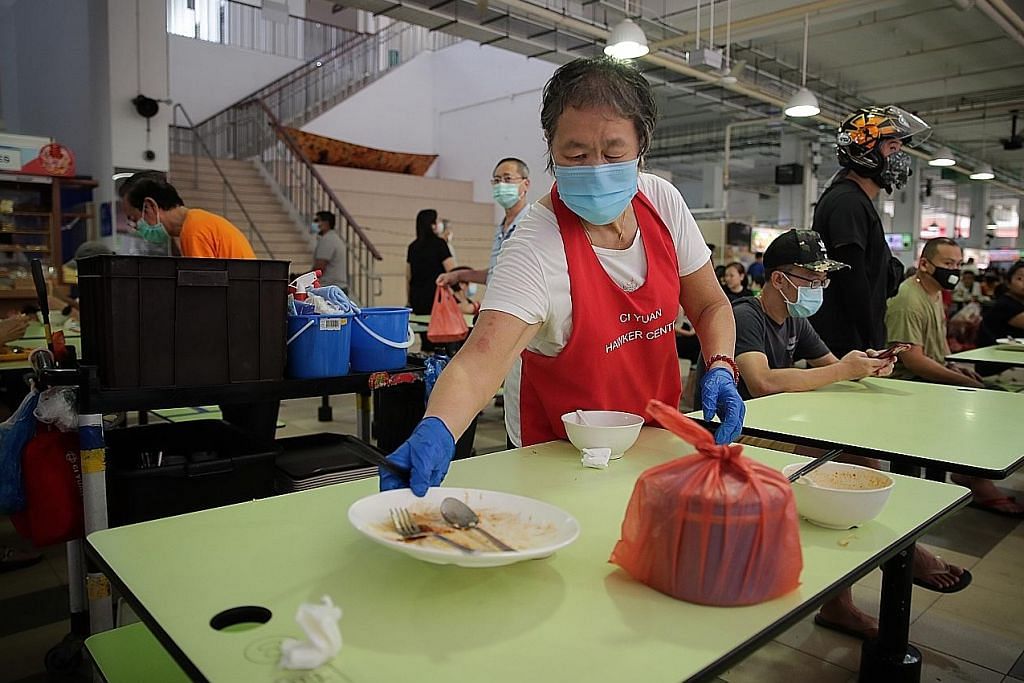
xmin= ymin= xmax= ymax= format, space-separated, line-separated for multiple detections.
xmin=437 ymin=157 xmax=531 ymax=288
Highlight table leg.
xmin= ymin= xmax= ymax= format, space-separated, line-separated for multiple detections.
xmin=356 ymin=391 xmax=371 ymax=441
xmin=858 ymin=543 xmax=922 ymax=683
xmin=925 ymin=468 xmax=947 ymax=482
xmin=318 ymin=394 xmax=333 ymax=422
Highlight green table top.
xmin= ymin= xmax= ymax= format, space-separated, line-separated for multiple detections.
xmin=735 ymin=377 xmax=1024 ymax=477
xmin=20 ymin=321 xmax=81 ymax=340
xmin=87 ymin=429 xmax=969 ymax=683
xmin=87 ymin=622 xmax=190 ymax=683
xmin=947 ymin=344 xmax=1024 ymax=368
xmin=0 ymin=337 xmax=78 ymax=371
xmin=409 ymin=313 xmax=475 ymax=332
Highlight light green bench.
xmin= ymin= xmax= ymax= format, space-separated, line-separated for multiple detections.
xmin=86 ymin=623 xmax=190 ymax=683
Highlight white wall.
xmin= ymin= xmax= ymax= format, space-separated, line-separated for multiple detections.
xmin=302 ymin=41 xmax=556 ymax=219
xmin=303 ymin=54 xmax=436 ymax=157
xmin=168 ymin=36 xmax=305 ymax=122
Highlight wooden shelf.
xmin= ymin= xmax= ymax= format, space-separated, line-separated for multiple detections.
xmin=0 ymin=245 xmax=49 ymax=253
xmin=2 ymin=211 xmax=51 ymax=216
xmin=0 ymin=230 xmax=50 ymax=235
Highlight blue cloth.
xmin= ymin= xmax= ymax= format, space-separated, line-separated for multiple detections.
xmin=0 ymin=391 xmax=39 ymax=514
xmin=380 ymin=417 xmax=455 ymax=497
xmin=487 ymin=203 xmax=530 ymax=280
xmin=308 ymin=286 xmax=360 ymax=314
xmin=700 ymin=367 xmax=745 ymax=445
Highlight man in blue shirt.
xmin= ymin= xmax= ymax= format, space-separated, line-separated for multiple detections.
xmin=437 ymin=157 xmax=531 ymax=288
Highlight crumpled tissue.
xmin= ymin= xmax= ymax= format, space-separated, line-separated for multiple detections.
xmin=581 ymin=447 xmax=611 ymax=469
xmin=279 ymin=596 xmax=343 ymax=670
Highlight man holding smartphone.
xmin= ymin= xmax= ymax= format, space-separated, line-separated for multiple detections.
xmin=707 ymin=230 xmax=971 ymax=640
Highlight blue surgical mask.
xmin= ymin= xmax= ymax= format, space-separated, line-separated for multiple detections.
xmin=492 ymin=183 xmax=521 ymax=209
xmin=553 ymin=159 xmax=639 ymax=225
xmin=779 ymin=275 xmax=823 ymax=318
xmin=311 ymin=221 xmax=320 ymax=234
xmin=136 ymin=218 xmax=168 ymax=245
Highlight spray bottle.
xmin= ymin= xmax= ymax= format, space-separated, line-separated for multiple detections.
xmin=289 ymin=270 xmax=322 ymax=301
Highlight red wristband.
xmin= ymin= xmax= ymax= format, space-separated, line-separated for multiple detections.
xmin=706 ymin=354 xmax=740 ymax=384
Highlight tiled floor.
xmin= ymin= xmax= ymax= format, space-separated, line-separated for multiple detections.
xmin=1 ymin=395 xmax=1021 ymax=682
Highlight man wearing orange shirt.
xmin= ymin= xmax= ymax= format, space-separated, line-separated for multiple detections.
xmin=123 ymin=174 xmax=256 ymax=259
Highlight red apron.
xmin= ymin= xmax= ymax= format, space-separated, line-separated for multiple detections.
xmin=519 ymin=184 xmax=682 ymax=446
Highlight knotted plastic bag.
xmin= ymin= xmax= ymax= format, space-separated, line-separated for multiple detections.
xmin=426 ymin=285 xmax=469 ymax=343
xmin=610 ymin=399 xmax=802 ymax=606
xmin=0 ymin=390 xmax=40 ymax=514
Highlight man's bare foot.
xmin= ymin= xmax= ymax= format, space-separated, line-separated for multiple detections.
xmin=913 ymin=547 xmax=971 ymax=592
xmin=815 ymin=596 xmax=879 ymax=640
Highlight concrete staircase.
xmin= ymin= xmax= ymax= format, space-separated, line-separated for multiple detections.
xmin=313 ymin=165 xmax=497 ymax=306
xmin=168 ymin=155 xmax=311 ymax=268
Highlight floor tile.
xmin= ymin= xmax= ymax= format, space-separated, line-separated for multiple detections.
xmin=1011 ymin=649 xmax=1024 ymax=678
xmin=919 ymin=508 xmax=1020 ymax=558
xmin=0 ymin=562 xmax=61 ymax=602
xmin=916 ymin=645 xmax=1005 ymax=683
xmin=0 ymin=620 xmax=75 ymax=682
xmin=773 ymin=613 xmax=861 ymax=672
xmin=1001 ymin=677 xmax=1024 ymax=683
xmin=931 ymin=582 xmax=1024 ymax=640
xmin=719 ymin=641 xmax=856 ymax=683
xmin=0 ymin=585 xmax=71 ymax=638
xmin=911 ymin=603 xmax=1024 ymax=673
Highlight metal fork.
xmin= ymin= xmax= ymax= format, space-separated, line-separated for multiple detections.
xmin=389 ymin=508 xmax=476 ymax=554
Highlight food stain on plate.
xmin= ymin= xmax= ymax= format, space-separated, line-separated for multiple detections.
xmin=375 ymin=506 xmax=558 ymax=553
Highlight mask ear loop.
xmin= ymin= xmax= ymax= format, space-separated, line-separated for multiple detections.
xmin=777 ymin=272 xmax=800 ymax=305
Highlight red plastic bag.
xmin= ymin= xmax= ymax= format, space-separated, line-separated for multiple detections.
xmin=426 ymin=284 xmax=469 ymax=343
xmin=11 ymin=427 xmax=83 ymax=547
xmin=610 ymin=400 xmax=802 ymax=606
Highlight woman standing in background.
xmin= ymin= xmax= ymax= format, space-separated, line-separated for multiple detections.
xmin=406 ymin=209 xmax=455 ymax=314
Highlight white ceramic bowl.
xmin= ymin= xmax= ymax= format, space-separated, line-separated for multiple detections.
xmin=782 ymin=462 xmax=895 ymax=530
xmin=561 ymin=410 xmax=644 ymax=459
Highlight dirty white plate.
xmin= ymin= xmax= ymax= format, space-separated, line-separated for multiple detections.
xmin=347 ymin=487 xmax=580 ymax=567
xmin=996 ymin=338 xmax=1024 ymax=351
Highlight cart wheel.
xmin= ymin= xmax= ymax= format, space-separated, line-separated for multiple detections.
xmin=45 ymin=633 xmax=84 ymax=674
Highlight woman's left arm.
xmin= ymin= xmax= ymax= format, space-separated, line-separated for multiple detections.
xmin=679 ymin=260 xmax=745 ymax=444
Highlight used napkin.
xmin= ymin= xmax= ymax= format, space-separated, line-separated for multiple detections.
xmin=279 ymin=595 xmax=343 ymax=670
xmin=581 ymin=447 xmax=612 ymax=469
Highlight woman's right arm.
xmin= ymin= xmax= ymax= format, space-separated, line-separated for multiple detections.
xmin=426 ymin=310 xmax=538 ymax=439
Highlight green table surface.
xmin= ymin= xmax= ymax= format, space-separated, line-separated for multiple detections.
xmin=87 ymin=622 xmax=190 ymax=683
xmin=734 ymin=377 xmax=1024 ymax=477
xmin=87 ymin=428 xmax=969 ymax=683
xmin=0 ymin=337 xmax=78 ymax=371
xmin=409 ymin=313 xmax=475 ymax=331
xmin=947 ymin=344 xmax=1024 ymax=368
xmin=20 ymin=321 xmax=81 ymax=340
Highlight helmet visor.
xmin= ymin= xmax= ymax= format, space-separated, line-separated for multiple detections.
xmin=880 ymin=106 xmax=931 ymax=147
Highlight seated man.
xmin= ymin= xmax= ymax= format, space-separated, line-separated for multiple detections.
xmin=732 ymin=229 xmax=971 ymax=639
xmin=887 ymin=238 xmax=1024 ymax=517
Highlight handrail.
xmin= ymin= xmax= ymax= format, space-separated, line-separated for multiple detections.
xmin=250 ymin=98 xmax=382 ymax=261
xmin=171 ymin=103 xmax=275 ymax=258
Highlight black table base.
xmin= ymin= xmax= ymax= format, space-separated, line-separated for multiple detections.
xmin=859 ymin=543 xmax=923 ymax=683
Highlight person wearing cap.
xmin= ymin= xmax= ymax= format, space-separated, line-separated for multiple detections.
xmin=720 ymin=230 xmax=971 ymax=641
xmin=810 ymin=106 xmax=931 ymax=357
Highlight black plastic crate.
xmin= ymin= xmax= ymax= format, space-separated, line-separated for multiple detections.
xmin=77 ymin=255 xmax=288 ymax=388
xmin=104 ymin=420 xmax=281 ymax=526
xmin=274 ymin=433 xmax=383 ymax=492
xmin=372 ymin=382 xmax=478 ymax=461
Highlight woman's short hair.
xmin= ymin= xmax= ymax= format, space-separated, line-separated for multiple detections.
xmin=540 ymin=57 xmax=657 ymax=171
xmin=415 ymin=209 xmax=439 ymax=242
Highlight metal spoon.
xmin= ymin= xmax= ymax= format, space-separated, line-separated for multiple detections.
xmin=439 ymin=498 xmax=516 ymax=552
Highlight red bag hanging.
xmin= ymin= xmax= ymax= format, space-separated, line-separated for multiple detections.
xmin=426 ymin=284 xmax=469 ymax=343
xmin=610 ymin=400 xmax=802 ymax=606
xmin=11 ymin=427 xmax=83 ymax=547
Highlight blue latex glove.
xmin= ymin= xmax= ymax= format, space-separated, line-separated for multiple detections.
xmin=701 ymin=366 xmax=746 ymax=445
xmin=309 ymin=286 xmax=359 ymax=313
xmin=380 ymin=417 xmax=456 ymax=496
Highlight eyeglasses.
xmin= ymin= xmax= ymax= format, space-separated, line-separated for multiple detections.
xmin=782 ymin=272 xmax=830 ymax=289
xmin=490 ymin=175 xmax=524 ymax=185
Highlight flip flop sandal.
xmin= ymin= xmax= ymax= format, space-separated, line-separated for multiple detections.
xmin=913 ymin=567 xmax=973 ymax=594
xmin=813 ymin=614 xmax=878 ymax=641
xmin=0 ymin=546 xmax=43 ymax=574
xmin=968 ymin=496 xmax=1024 ymax=518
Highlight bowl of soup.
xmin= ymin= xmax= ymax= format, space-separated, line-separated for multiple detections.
xmin=781 ymin=462 xmax=894 ymax=530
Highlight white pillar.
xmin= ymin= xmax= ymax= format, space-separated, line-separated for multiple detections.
xmin=966 ymin=181 xmax=989 ymax=250
xmin=701 ymin=163 xmax=724 ymax=211
xmin=777 ymin=132 xmax=812 ymax=228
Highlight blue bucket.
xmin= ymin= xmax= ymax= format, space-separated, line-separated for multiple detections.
xmin=286 ymin=313 xmax=355 ymax=378
xmin=350 ymin=307 xmax=414 ymax=372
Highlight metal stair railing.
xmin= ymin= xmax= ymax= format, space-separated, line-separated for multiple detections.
xmin=170 ymin=103 xmax=275 ymax=259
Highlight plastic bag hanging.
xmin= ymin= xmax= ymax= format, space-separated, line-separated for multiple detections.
xmin=609 ymin=399 xmax=802 ymax=606
xmin=426 ymin=285 xmax=469 ymax=344
xmin=0 ymin=390 xmax=40 ymax=514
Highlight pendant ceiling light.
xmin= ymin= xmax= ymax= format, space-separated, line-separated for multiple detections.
xmin=784 ymin=15 xmax=819 ymax=118
xmin=605 ymin=0 xmax=649 ymax=59
xmin=969 ymin=164 xmax=995 ymax=181
xmin=928 ymin=146 xmax=956 ymax=167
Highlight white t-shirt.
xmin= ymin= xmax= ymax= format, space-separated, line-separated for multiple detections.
xmin=481 ymin=173 xmax=711 ymax=446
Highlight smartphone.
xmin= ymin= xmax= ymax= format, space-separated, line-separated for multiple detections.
xmin=876 ymin=342 xmax=912 ymax=360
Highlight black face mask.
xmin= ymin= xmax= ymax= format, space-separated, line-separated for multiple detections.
xmin=928 ymin=262 xmax=960 ymax=290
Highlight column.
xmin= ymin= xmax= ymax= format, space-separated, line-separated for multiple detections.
xmin=777 ymin=132 xmax=812 ymax=228
xmin=892 ymin=157 xmax=921 ymax=266
xmin=702 ymin=162 xmax=724 ymax=211
xmin=965 ymin=181 xmax=989 ymax=251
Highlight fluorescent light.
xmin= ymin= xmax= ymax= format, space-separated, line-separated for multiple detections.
xmin=928 ymin=146 xmax=956 ymax=167
xmin=604 ymin=19 xmax=649 ymax=59
xmin=784 ymin=87 xmax=820 ymax=118
xmin=970 ymin=164 xmax=995 ymax=180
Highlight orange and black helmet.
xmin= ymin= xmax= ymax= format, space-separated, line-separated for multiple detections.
xmin=836 ymin=105 xmax=930 ymax=191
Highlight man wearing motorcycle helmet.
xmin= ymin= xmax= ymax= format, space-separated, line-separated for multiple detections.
xmin=810 ymin=106 xmax=931 ymax=356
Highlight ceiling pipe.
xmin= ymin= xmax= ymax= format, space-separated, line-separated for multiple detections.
xmin=974 ymin=0 xmax=1024 ymax=48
